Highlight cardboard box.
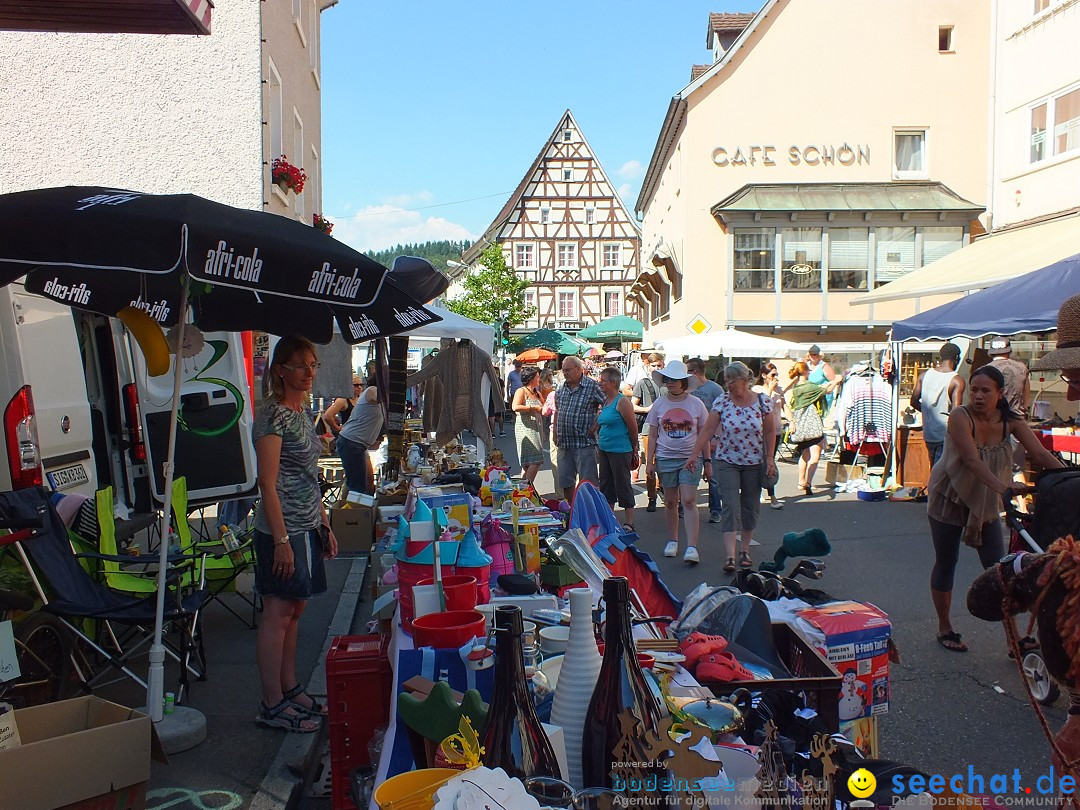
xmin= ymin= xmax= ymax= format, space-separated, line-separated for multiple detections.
xmin=417 ymin=492 xmax=472 ymax=541
xmin=0 ymin=696 xmax=160 ymax=810
xmin=824 ymin=461 xmax=864 ymax=484
xmin=798 ymin=601 xmax=891 ymax=721
xmin=331 ymin=504 xmax=375 ymax=555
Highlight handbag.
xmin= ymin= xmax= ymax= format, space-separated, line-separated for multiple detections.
xmin=789 ymin=403 xmax=824 ymax=443
xmin=317 ymin=523 xmax=332 ymax=552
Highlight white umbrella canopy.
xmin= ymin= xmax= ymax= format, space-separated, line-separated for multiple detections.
xmin=654 ymin=328 xmax=802 ymax=359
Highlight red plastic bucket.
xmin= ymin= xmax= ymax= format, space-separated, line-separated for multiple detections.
xmin=399 ymin=559 xmax=491 ymax=632
xmin=417 ymin=574 xmax=478 ymax=613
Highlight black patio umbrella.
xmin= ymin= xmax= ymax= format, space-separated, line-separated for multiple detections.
xmin=0 ymin=186 xmax=444 ymax=342
xmin=0 ymin=185 xmax=447 ymax=722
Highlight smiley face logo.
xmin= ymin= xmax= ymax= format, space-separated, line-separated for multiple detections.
xmin=848 ymin=768 xmax=877 ymax=798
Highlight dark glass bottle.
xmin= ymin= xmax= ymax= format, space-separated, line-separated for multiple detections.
xmin=480 ymin=605 xmax=561 ymax=780
xmin=581 ymin=577 xmax=666 ymax=793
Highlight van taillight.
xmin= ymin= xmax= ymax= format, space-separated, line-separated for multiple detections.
xmin=4 ymin=385 xmax=42 ymax=489
xmin=122 ymin=384 xmax=146 ymax=463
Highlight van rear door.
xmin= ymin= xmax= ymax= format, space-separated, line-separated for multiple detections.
xmin=129 ymin=330 xmax=256 ymax=506
xmin=9 ymin=291 xmax=96 ymax=496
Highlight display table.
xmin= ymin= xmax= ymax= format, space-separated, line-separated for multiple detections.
xmin=895 ymin=426 xmax=930 ymax=489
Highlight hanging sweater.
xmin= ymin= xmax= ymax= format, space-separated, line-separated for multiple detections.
xmin=407 ymin=340 xmax=504 ymax=446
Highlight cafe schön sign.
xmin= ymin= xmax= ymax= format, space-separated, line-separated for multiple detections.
xmin=712 ymin=143 xmax=870 ymax=167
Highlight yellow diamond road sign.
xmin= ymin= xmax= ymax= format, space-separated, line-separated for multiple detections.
xmin=688 ymin=315 xmax=711 ymax=335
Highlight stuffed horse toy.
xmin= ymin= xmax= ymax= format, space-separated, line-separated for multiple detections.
xmin=967 ymin=537 xmax=1080 ymax=796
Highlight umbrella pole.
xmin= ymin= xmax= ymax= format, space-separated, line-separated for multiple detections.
xmin=148 ymin=274 xmax=190 ymax=724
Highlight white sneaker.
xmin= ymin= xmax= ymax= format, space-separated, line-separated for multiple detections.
xmin=683 ymin=546 xmax=700 ymax=565
xmin=770 ymin=500 xmax=785 ymax=510
xmin=664 ymin=541 xmax=679 ymax=557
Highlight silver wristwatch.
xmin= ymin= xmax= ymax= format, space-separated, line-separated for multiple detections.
xmin=276 ymin=535 xmax=290 ymax=546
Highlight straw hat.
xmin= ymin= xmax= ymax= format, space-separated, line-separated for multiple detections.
xmin=1032 ymin=293 xmax=1080 ymax=370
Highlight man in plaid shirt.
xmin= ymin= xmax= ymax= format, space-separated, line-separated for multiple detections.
xmin=552 ymin=356 xmax=605 ymax=501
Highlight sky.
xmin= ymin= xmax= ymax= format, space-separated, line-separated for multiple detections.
xmin=320 ymin=1 xmax=760 ymax=254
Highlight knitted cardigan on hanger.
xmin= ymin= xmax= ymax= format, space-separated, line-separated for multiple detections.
xmin=407 ymin=340 xmax=504 ymax=446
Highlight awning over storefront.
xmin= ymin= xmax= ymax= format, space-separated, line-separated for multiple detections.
xmin=711 ymin=182 xmax=982 ymax=222
xmin=852 ymin=212 xmax=1080 ymax=305
xmin=0 ymin=0 xmax=213 ymax=35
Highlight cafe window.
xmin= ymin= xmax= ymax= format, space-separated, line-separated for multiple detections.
xmin=828 ymin=228 xmax=869 ymax=291
xmin=893 ymin=130 xmax=927 ymax=179
xmin=1031 ymin=103 xmax=1048 ymax=163
xmin=781 ymin=227 xmax=822 ymax=291
xmin=874 ymin=226 xmax=916 ymax=287
xmin=733 ymin=228 xmax=774 ymax=290
xmin=922 ymin=226 xmax=965 ymax=265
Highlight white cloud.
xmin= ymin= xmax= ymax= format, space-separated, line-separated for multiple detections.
xmin=616 ymin=160 xmax=644 ymax=180
xmin=329 ymin=204 xmax=477 ymax=254
xmin=617 ymin=183 xmax=633 ymax=201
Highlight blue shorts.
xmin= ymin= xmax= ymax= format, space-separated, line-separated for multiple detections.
xmin=656 ymin=457 xmax=703 ymax=490
xmin=253 ymin=528 xmax=327 ymax=600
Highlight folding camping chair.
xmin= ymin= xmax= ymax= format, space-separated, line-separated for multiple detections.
xmin=170 ymin=477 xmax=258 ymax=630
xmin=0 ymin=486 xmax=209 ymax=703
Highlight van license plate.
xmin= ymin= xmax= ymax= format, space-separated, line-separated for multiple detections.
xmin=47 ymin=464 xmax=89 ymax=491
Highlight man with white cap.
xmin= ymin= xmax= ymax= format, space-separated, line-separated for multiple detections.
xmin=1032 ymin=293 xmax=1080 ymax=405
xmin=987 ymin=337 xmax=1030 ymax=419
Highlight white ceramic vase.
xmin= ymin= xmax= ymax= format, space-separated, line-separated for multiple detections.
xmin=549 ymin=587 xmax=602 ymax=790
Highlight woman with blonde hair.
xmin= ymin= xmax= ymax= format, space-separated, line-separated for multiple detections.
xmin=253 ymin=335 xmax=338 ymax=732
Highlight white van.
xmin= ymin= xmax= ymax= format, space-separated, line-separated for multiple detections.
xmin=0 ymin=285 xmax=257 ymax=518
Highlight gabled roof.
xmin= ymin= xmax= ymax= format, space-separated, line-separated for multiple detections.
xmin=462 ymin=109 xmax=640 ymax=263
xmin=637 ymin=0 xmax=780 ymax=215
xmin=707 ymin=11 xmax=756 ymax=45
xmin=690 ymin=64 xmax=711 ymax=81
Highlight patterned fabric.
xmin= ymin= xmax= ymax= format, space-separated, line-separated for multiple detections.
xmin=515 ymin=390 xmax=545 ymax=465
xmin=712 ymin=391 xmax=773 ymax=466
xmin=555 ymin=377 xmax=605 ymax=450
xmin=253 ymin=401 xmax=322 ymax=536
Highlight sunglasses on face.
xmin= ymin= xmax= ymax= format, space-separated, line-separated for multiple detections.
xmin=283 ymin=362 xmax=321 ymax=373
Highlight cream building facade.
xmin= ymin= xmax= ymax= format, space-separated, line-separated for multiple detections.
xmin=635 ymin=0 xmax=991 ymax=350
xmin=0 ymin=0 xmax=330 ymax=223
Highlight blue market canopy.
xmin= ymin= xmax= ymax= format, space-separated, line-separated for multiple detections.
xmin=892 ymin=254 xmax=1080 ymax=341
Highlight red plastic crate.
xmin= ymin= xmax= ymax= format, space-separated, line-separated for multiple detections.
xmin=326 ymin=633 xmax=393 ymax=810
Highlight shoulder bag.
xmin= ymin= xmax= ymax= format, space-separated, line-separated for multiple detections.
xmin=789 ymin=400 xmax=825 ymax=444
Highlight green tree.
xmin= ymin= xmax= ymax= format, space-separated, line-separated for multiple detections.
xmin=444 ymin=242 xmax=534 ymax=328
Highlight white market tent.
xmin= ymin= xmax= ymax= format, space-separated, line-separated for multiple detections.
xmin=654 ymin=328 xmax=802 ymax=359
xmin=402 ymin=304 xmax=494 ymax=351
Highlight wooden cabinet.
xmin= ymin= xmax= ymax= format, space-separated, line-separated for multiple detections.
xmin=896 ymin=427 xmax=930 ymax=490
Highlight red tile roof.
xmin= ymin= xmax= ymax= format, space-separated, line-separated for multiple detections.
xmin=691 ymin=64 xmax=711 ymax=81
xmin=709 ymin=11 xmax=756 ymax=32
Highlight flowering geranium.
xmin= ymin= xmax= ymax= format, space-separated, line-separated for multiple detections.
xmin=271 ymin=155 xmax=307 ymax=194
xmin=313 ymin=213 xmax=333 ymax=235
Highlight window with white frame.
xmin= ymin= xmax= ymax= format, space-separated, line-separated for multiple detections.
xmin=781 ymin=227 xmax=822 ymax=291
xmin=1031 ymin=103 xmax=1048 ymax=163
xmin=268 ymin=61 xmax=283 ymax=166
xmin=1054 ymin=88 xmax=1080 ymax=156
xmin=733 ymin=228 xmax=775 ymax=290
xmin=602 ymin=243 xmax=621 ymax=268
xmin=1029 ymin=86 xmax=1080 ymax=163
xmin=541 ymin=207 xmax=550 ymax=224
xmin=828 ymin=228 xmax=869 ymax=291
xmin=893 ymin=129 xmax=927 ymax=178
xmin=558 ymin=290 xmax=577 ymax=319
xmin=293 ymin=110 xmax=305 ymax=218
xmin=604 ymin=291 xmax=621 ymax=318
xmin=515 ymin=243 xmax=535 ymax=269
xmin=563 ymin=129 xmax=572 ymax=142
xmin=523 ymin=289 xmax=536 ymax=319
xmin=922 ymin=226 xmax=964 ymax=264
xmin=556 ymin=243 xmax=577 ymax=270
xmin=586 ymin=206 xmax=595 ymax=225
xmin=563 ymin=168 xmax=572 ymax=181
xmin=874 ymin=226 xmax=916 ymax=287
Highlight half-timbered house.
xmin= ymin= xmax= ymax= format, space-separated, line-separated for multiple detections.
xmin=460 ymin=110 xmax=642 ymax=336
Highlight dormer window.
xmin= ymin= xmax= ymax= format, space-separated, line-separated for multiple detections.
xmin=563 ymin=129 xmax=572 ymax=142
